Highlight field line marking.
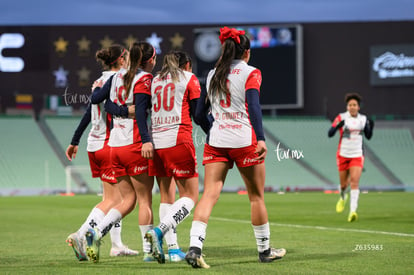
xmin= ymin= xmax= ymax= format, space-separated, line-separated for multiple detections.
xmin=209 ymin=216 xmax=414 ymax=238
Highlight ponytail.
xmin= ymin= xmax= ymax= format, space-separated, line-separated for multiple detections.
xmin=209 ymin=27 xmax=250 ymax=99
xmin=123 ymin=43 xmax=143 ymax=99
xmin=158 ymin=52 xmax=182 ymax=82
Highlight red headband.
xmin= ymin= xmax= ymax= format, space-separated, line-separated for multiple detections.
xmin=143 ymin=46 xmax=156 ymax=63
xmin=219 ymin=26 xmax=245 ymax=44
xmin=110 ymin=49 xmax=126 ymax=65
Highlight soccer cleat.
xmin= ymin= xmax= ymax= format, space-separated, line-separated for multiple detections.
xmin=66 ymin=233 xmax=88 ymax=261
xmin=143 ymin=252 xmax=156 ymax=262
xmin=144 ymin=229 xmax=165 ymax=264
xmin=259 ymin=247 xmax=286 ymax=263
xmin=110 ymin=246 xmax=139 ymax=257
xmin=185 ymin=247 xmax=210 ymax=269
xmin=85 ymin=228 xmax=101 ymax=263
xmin=336 ymin=194 xmax=348 ymax=213
xmin=348 ymin=211 xmax=358 ymax=222
xmin=167 ymin=248 xmax=186 ymax=262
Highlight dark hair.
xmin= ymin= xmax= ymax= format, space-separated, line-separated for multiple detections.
xmin=345 ymin=93 xmax=362 ymax=105
xmin=95 ymin=44 xmax=125 ymax=70
xmin=123 ymin=42 xmax=143 ymax=98
xmin=139 ymin=42 xmax=155 ymax=66
xmin=176 ymin=51 xmax=192 ymax=69
xmin=158 ymin=51 xmax=191 ymax=82
xmin=208 ymin=34 xmax=250 ymax=98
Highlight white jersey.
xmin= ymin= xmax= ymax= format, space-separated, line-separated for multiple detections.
xmin=206 ymin=60 xmax=262 ymax=148
xmin=333 ymin=111 xmax=367 ymax=158
xmin=150 ymin=71 xmax=201 ymax=149
xmin=108 ymin=68 xmax=153 ymax=147
xmin=87 ymin=71 xmax=116 ymax=152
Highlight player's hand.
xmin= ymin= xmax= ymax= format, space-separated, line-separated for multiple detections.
xmin=128 ymin=105 xmax=135 ymax=118
xmin=255 ymin=140 xmax=267 ymax=161
xmin=92 ymin=79 xmax=104 ymax=91
xmin=141 ymin=142 xmax=154 ymax=159
xmin=66 ymin=144 xmax=78 ymax=161
xmin=336 ymin=120 xmax=345 ymax=129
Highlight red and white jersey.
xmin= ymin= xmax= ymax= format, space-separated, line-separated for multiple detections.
xmin=87 ymin=71 xmax=115 ymax=152
xmin=332 ymin=111 xmax=367 ymax=158
xmin=108 ymin=68 xmax=153 ymax=147
xmin=206 ymin=60 xmax=261 ymax=148
xmin=150 ymin=71 xmax=201 ymax=149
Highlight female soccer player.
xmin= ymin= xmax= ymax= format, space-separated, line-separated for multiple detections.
xmin=185 ymin=27 xmax=286 ymax=269
xmin=328 ymin=93 xmax=374 ymax=222
xmin=144 ymin=51 xmax=203 ymax=264
xmin=84 ymin=42 xmax=156 ymax=263
xmin=65 ymin=44 xmax=138 ymax=261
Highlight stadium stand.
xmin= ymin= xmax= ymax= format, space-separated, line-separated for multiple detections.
xmin=0 ymin=116 xmax=67 ymax=195
xmin=262 ymin=117 xmax=395 ymax=190
xmin=1 ymin=115 xmax=412 ymax=195
xmin=43 ymin=115 xmax=102 ymax=193
xmin=366 ymin=128 xmax=414 ymax=188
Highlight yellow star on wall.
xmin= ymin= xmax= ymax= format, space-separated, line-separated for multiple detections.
xmin=170 ymin=32 xmax=185 ymax=49
xmin=124 ymin=35 xmax=138 ymax=49
xmin=54 ymin=37 xmax=69 ymax=54
xmin=77 ymin=66 xmax=91 ymax=87
xmin=77 ymin=36 xmax=91 ymax=55
xmin=100 ymin=35 xmax=114 ymax=49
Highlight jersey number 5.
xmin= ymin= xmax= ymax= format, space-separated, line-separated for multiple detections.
xmin=153 ymin=83 xmax=175 ymax=112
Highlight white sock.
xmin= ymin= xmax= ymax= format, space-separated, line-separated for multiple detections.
xmin=77 ymin=207 xmax=105 ymax=239
xmin=110 ymin=219 xmax=124 ymax=249
xmin=160 ymin=203 xmax=179 ymax=250
xmin=253 ymin=223 xmax=270 ymax=253
xmin=96 ymin=208 xmax=122 ymax=238
xmin=140 ymin=225 xmax=153 ymax=253
xmin=158 ymin=197 xmax=194 ymax=235
xmin=350 ymin=189 xmax=360 ymax=212
xmin=189 ymin=220 xmax=207 ymax=250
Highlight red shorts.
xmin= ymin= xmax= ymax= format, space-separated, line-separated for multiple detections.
xmin=110 ymin=143 xmax=149 ymax=178
xmin=149 ymin=143 xmax=198 ymax=179
xmin=88 ymin=146 xmax=116 ymax=183
xmin=202 ymin=143 xmax=264 ymax=168
xmin=336 ymin=155 xmax=364 ymax=171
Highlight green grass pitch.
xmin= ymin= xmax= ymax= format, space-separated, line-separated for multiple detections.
xmin=1 ymin=192 xmax=413 ymax=274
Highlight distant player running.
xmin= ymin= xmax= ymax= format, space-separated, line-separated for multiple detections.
xmin=328 ymin=93 xmax=374 ymax=222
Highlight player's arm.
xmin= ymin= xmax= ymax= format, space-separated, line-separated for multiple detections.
xmin=328 ymin=116 xmax=344 ymax=137
xmin=188 ymin=75 xmax=211 ymax=134
xmin=66 ymin=104 xmax=91 ymax=161
xmin=104 ymin=98 xmax=129 ymax=118
xmin=91 ymin=75 xmax=113 ymax=104
xmin=364 ymin=118 xmax=374 ymax=140
xmin=135 ymin=93 xmax=153 ymax=159
xmin=246 ymin=89 xmax=265 ymax=141
xmin=194 ymin=87 xmax=212 ymax=135
xmin=246 ymin=89 xmax=267 ymax=160
xmin=133 ymin=75 xmax=153 ymax=159
xmin=245 ymin=69 xmax=266 ymax=160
